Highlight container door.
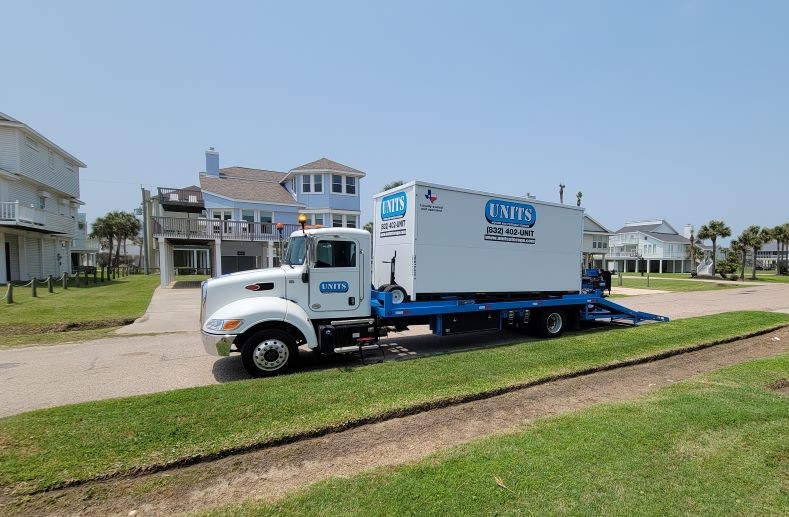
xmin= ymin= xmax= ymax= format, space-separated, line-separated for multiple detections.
xmin=308 ymin=237 xmax=362 ymax=312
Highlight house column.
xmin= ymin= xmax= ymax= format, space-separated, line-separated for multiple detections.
xmin=213 ymin=238 xmax=222 ymax=277
xmin=18 ymin=237 xmax=27 ymax=280
xmin=0 ymin=233 xmax=6 ymax=284
xmin=40 ymin=237 xmax=46 ymax=277
xmin=158 ymin=237 xmax=170 ymax=287
xmin=267 ymin=242 xmax=274 ymax=268
xmin=659 ymin=260 xmax=663 ymax=273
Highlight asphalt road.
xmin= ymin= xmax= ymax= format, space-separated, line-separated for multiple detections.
xmin=1 ymin=283 xmax=788 ymax=417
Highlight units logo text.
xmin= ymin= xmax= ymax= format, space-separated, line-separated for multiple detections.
xmin=319 ymin=281 xmax=350 ymax=293
xmin=484 ymin=199 xmax=537 ymax=244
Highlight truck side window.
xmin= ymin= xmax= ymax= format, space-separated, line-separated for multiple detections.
xmin=314 ymin=240 xmax=357 ymax=268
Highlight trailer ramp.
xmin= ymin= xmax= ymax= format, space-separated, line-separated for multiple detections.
xmin=580 ymin=296 xmax=669 ymax=325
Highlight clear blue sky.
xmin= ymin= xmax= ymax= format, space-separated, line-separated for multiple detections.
xmin=3 ymin=0 xmax=787 ymax=239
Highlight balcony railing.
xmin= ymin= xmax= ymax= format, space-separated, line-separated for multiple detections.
xmin=72 ymin=237 xmax=101 ymax=252
xmin=608 ymin=250 xmax=688 ymax=259
xmin=152 ymin=217 xmax=301 ymax=241
xmin=0 ymin=201 xmax=76 ymax=235
xmin=158 ymin=187 xmax=205 ymax=213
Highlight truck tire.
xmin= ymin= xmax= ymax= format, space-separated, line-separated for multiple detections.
xmin=535 ymin=309 xmax=566 ymax=338
xmin=241 ymin=329 xmax=298 ymax=377
xmin=383 ymin=284 xmax=407 ymax=304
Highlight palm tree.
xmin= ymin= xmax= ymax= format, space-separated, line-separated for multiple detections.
xmin=89 ymin=215 xmax=115 ymax=268
xmin=698 ymin=220 xmax=731 ymax=277
xmin=750 ymin=226 xmax=771 ymax=280
xmin=363 ymin=221 xmax=374 ymax=233
xmin=559 ymin=183 xmax=565 ymax=204
xmin=773 ymin=223 xmax=789 ymax=274
xmin=576 ymin=192 xmax=582 ymax=207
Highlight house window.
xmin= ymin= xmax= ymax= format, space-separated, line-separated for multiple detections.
xmin=241 ymin=209 xmax=255 ymax=222
xmin=346 ymin=215 xmax=357 ymax=228
xmin=48 ymin=150 xmax=55 ymax=168
xmin=39 ymin=196 xmax=46 ymax=210
xmin=345 ymin=176 xmax=356 ymax=195
xmin=212 ymin=210 xmax=232 ymax=220
xmin=259 ymin=211 xmax=273 ymax=224
xmin=332 ymin=214 xmax=343 ymax=227
xmin=332 ymin=175 xmax=343 ymax=193
xmin=302 ymin=175 xmax=311 ymax=193
xmin=313 ymin=174 xmax=323 ymax=193
xmin=313 ymin=214 xmax=324 ymax=226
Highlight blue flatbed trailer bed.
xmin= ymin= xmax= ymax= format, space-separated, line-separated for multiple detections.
xmin=371 ymin=289 xmax=668 ymax=336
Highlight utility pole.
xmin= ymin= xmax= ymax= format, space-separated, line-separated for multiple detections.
xmin=141 ymin=186 xmax=150 ymax=275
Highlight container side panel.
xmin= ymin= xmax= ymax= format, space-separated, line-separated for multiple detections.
xmin=413 ymin=184 xmax=582 ymax=295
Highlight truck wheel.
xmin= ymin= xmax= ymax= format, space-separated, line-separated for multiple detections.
xmin=241 ymin=329 xmax=298 ymax=377
xmin=535 ymin=309 xmax=566 ymax=338
xmin=383 ymin=284 xmax=407 ymax=304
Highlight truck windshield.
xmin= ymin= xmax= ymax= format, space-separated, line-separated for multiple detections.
xmin=282 ymin=236 xmax=306 ymax=265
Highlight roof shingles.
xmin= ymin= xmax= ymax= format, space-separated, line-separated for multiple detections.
xmin=200 ymin=167 xmax=299 ymax=205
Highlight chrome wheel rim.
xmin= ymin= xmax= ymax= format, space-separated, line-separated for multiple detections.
xmin=252 ymin=339 xmax=289 ymax=371
xmin=546 ymin=313 xmax=563 ymax=334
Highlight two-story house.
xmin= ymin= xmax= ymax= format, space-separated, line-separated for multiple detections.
xmin=607 ymin=219 xmax=710 ymax=274
xmin=147 ymin=149 xmax=364 ymax=287
xmin=0 ymin=112 xmax=90 ymax=283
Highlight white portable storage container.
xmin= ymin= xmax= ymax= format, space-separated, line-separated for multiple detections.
xmin=373 ymin=181 xmax=584 ymax=299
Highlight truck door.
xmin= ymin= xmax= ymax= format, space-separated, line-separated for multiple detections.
xmin=308 ymin=237 xmax=362 ymax=312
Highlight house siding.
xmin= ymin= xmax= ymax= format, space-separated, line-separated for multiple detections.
xmin=17 ymin=131 xmax=80 ymax=198
xmin=202 ymin=192 xmax=300 ymax=224
xmin=0 ymin=127 xmax=18 ymax=172
xmin=25 ymin=236 xmax=41 ymax=279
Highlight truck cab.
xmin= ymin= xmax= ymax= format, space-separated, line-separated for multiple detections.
xmin=201 ymin=228 xmax=372 ymax=376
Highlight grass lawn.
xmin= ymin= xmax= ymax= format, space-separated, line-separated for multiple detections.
xmin=0 ymin=274 xmax=159 ymax=347
xmin=173 ymin=274 xmax=210 ymax=282
xmin=209 ymin=353 xmax=789 ymax=516
xmin=0 ymin=311 xmax=787 ymax=494
xmin=615 ymin=277 xmax=746 ymax=291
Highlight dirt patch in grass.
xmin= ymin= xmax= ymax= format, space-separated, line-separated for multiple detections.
xmin=7 ymin=327 xmax=789 ymax=517
xmin=6 ymin=319 xmax=135 ymax=334
xmin=767 ymin=378 xmax=789 ymax=395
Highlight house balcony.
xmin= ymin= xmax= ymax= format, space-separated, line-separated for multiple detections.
xmin=0 ymin=201 xmax=76 ymax=235
xmin=158 ymin=188 xmax=205 ymax=213
xmin=72 ymin=237 xmax=100 ymax=252
xmin=152 ymin=217 xmax=301 ymax=242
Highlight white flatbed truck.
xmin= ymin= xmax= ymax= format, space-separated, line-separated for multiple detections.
xmin=201 ymin=181 xmax=668 ymax=376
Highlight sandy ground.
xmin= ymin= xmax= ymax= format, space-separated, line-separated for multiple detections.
xmin=7 ymin=327 xmax=788 ymax=517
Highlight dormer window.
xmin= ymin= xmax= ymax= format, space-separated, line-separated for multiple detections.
xmin=332 ymin=175 xmax=343 ymax=193
xmin=313 ymin=174 xmax=323 ymax=193
xmin=302 ymin=175 xmax=311 ymax=193
xmin=345 ymin=177 xmax=356 ymax=195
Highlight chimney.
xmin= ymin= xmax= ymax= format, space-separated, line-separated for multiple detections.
xmin=205 ymin=147 xmax=219 ymax=176
xmin=683 ymin=224 xmax=693 ymax=239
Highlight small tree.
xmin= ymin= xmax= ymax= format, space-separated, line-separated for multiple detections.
xmin=716 ymin=247 xmax=741 ymax=279
xmin=363 ymin=221 xmax=373 ymax=233
xmin=381 ymin=180 xmax=405 ymax=193
xmin=576 ymin=191 xmax=583 ymax=207
xmin=729 ymin=238 xmax=748 ymax=281
xmin=698 ymin=220 xmax=731 ymax=278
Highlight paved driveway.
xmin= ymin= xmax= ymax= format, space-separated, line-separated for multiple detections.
xmin=1 ymin=283 xmax=788 ymax=417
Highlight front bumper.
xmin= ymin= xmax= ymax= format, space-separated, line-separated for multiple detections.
xmin=201 ymin=331 xmax=237 ymax=357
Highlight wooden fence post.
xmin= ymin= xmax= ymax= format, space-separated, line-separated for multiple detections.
xmin=4 ymin=283 xmax=12 ymax=304
xmin=100 ymin=267 xmax=105 ymax=282
xmin=63 ymin=274 xmax=68 ymax=290
xmin=31 ymin=278 xmax=37 ymax=297
xmin=93 ymin=268 xmax=97 ymax=284
xmin=47 ymin=275 xmax=53 ymax=293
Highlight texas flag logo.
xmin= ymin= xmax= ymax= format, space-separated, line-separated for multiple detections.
xmin=424 ymin=189 xmax=438 ymax=204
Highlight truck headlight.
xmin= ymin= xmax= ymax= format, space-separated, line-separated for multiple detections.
xmin=205 ymin=319 xmax=244 ymax=332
